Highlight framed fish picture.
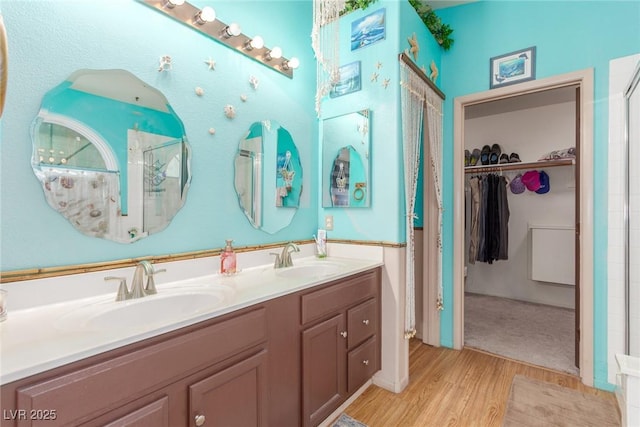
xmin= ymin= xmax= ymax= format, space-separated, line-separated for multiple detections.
xmin=351 ymin=8 xmax=386 ymax=51
xmin=490 ymin=46 xmax=536 ymax=89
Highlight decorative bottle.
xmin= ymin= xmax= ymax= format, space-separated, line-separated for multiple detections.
xmin=220 ymin=239 xmax=237 ymax=274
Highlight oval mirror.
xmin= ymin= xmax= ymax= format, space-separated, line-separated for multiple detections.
xmin=30 ymin=69 xmax=192 ymax=243
xmin=322 ymin=110 xmax=371 ymax=207
xmin=234 ymin=120 xmax=302 ymax=234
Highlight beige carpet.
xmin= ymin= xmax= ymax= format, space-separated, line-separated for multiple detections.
xmin=465 ymin=293 xmax=579 ymax=375
xmin=502 ymin=375 xmax=620 ymax=427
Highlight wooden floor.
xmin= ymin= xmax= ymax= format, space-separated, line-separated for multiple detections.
xmin=344 ymin=340 xmax=617 ymax=427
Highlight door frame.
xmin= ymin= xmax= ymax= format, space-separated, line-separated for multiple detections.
xmin=452 ymin=69 xmax=594 ymax=386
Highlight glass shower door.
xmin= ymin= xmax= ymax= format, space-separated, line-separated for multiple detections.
xmin=626 ymin=62 xmax=640 ymax=356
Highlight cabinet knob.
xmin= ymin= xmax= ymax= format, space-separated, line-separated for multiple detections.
xmin=362 ymin=359 xmax=369 ymax=366
xmin=194 ymin=414 xmax=206 ymax=426
xmin=340 ymin=331 xmax=348 ymax=338
xmin=362 ymin=319 xmax=370 ymax=325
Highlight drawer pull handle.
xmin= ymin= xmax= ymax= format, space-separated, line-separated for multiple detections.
xmin=340 ymin=331 xmax=348 ymax=338
xmin=362 ymin=359 xmax=369 ymax=366
xmin=195 ymin=414 xmax=206 ymax=426
xmin=362 ymin=319 xmax=370 ymax=325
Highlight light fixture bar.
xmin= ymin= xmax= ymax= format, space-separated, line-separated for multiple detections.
xmin=139 ymin=0 xmax=294 ymax=78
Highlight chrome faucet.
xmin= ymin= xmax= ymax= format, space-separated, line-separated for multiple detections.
xmin=105 ymin=261 xmax=166 ymax=301
xmin=271 ymin=242 xmax=300 ymax=269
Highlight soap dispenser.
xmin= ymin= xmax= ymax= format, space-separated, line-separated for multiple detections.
xmin=220 ymin=239 xmax=237 ymax=274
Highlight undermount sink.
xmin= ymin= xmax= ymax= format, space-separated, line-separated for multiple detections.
xmin=56 ymin=285 xmax=235 ymax=332
xmin=274 ymin=262 xmax=344 ymax=279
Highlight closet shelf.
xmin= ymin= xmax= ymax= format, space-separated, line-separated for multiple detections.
xmin=464 ymin=158 xmax=575 ymax=174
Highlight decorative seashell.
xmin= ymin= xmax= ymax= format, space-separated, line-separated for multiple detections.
xmin=208 ymin=128 xmax=216 ymax=135
xmin=195 ymin=87 xmax=205 ymax=96
xmin=60 ymin=176 xmax=74 ymax=189
xmin=158 ymin=55 xmax=172 ymax=72
xmin=224 ymin=105 xmax=236 ymax=119
xmin=249 ymin=75 xmax=259 ymax=90
xmin=240 ymin=94 xmax=248 ymax=102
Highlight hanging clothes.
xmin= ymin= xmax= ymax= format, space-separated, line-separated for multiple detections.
xmin=468 ymin=173 xmax=510 ymax=264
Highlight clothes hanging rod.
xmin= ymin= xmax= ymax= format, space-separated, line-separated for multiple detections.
xmin=464 ymin=158 xmax=575 ymax=174
xmin=399 ymin=52 xmax=446 ymax=101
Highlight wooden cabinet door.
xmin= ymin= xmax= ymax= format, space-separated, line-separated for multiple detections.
xmin=301 ymin=314 xmax=346 ymax=427
xmin=189 ymin=350 xmax=268 ymax=427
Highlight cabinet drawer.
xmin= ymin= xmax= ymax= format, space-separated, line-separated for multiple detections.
xmin=347 ymin=336 xmax=378 ymax=394
xmin=15 ymin=308 xmax=267 ymax=426
xmin=301 ymin=269 xmax=378 ymax=325
xmin=347 ymin=298 xmax=377 ymax=349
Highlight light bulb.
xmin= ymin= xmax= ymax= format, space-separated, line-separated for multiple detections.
xmin=247 ymin=36 xmax=264 ymax=50
xmin=266 ymin=46 xmax=282 ymax=61
xmin=283 ymin=57 xmax=300 ymax=70
xmin=195 ymin=6 xmax=216 ymax=24
xmin=222 ymin=23 xmax=242 ymax=38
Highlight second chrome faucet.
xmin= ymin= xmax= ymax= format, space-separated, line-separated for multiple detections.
xmin=105 ymin=260 xmax=166 ymax=302
xmin=271 ymin=242 xmax=300 ymax=269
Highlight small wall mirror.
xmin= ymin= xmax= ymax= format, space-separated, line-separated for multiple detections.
xmin=30 ymin=69 xmax=192 ymax=243
xmin=322 ymin=109 xmax=371 ymax=207
xmin=234 ymin=120 xmax=302 ymax=234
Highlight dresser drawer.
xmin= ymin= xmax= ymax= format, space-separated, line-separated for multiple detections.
xmin=347 ymin=336 xmax=378 ymax=394
xmin=301 ymin=269 xmax=378 ymax=325
xmin=347 ymin=298 xmax=377 ymax=349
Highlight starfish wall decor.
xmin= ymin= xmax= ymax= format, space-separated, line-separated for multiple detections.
xmin=407 ymin=33 xmax=419 ymax=61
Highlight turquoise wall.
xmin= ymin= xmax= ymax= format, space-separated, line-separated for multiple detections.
xmin=1 ymin=0 xmax=316 ymax=270
xmin=320 ymin=0 xmax=442 ymax=242
xmin=437 ymin=0 xmax=640 ymax=389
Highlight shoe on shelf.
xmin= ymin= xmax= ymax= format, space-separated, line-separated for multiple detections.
xmin=509 ymin=152 xmax=522 ymax=163
xmin=489 ymin=143 xmax=502 ymax=165
xmin=480 ymin=145 xmax=491 ymax=165
xmin=499 ymin=153 xmax=510 ymax=164
xmin=470 ymin=148 xmax=481 ymax=166
xmin=465 ymin=149 xmax=470 ymax=167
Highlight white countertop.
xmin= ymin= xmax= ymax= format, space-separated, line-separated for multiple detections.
xmin=0 ymin=253 xmax=382 ymax=385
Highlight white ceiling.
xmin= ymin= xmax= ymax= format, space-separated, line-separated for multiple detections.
xmin=465 ymin=85 xmax=580 ymax=120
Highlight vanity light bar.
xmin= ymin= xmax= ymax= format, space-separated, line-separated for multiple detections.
xmin=139 ymin=0 xmax=295 ymax=78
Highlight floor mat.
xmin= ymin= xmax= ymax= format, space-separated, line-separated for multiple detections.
xmin=502 ymin=375 xmax=620 ymax=427
xmin=333 ymin=413 xmax=368 ymax=427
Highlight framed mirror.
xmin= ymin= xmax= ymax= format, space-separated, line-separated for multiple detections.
xmin=234 ymin=120 xmax=302 ymax=234
xmin=30 ymin=69 xmax=192 ymax=243
xmin=322 ymin=109 xmax=371 ymax=207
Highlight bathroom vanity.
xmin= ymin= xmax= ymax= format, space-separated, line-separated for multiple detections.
xmin=0 ymin=259 xmax=381 ymax=427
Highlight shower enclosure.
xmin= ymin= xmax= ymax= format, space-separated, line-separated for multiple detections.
xmin=625 ymin=61 xmax=640 ymax=356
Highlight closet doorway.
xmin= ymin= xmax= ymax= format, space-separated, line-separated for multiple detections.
xmin=452 ymin=69 xmax=595 ymax=385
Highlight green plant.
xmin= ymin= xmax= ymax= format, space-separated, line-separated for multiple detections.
xmin=342 ymin=0 xmax=379 ymax=14
xmin=340 ymin=0 xmax=454 ymax=50
xmin=408 ymin=0 xmax=454 ymax=50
